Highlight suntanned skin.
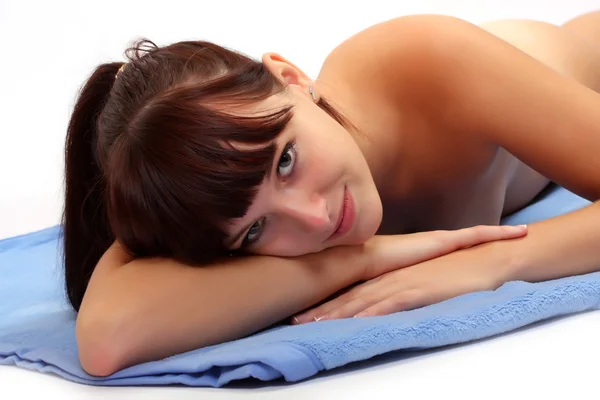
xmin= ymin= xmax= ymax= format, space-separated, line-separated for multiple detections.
xmin=317 ymin=15 xmax=600 ymax=234
xmin=292 ymin=12 xmax=600 ymax=324
xmin=77 ymin=11 xmax=600 ymax=376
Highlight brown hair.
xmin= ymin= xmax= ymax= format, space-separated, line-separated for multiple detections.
xmin=62 ymin=39 xmax=354 ymax=311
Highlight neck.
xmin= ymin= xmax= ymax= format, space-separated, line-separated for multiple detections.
xmin=316 ymin=78 xmax=406 ymax=199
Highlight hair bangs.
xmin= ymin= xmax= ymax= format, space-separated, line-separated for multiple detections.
xmin=108 ymin=87 xmax=294 ymax=263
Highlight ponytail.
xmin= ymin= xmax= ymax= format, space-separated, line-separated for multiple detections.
xmin=62 ymin=62 xmax=123 ymax=311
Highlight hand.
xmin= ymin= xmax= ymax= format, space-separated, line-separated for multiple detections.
xmin=361 ymin=224 xmax=527 ymax=281
xmin=293 ymin=239 xmax=513 ymax=323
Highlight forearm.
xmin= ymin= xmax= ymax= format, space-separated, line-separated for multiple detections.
xmin=505 ymin=201 xmax=600 ymax=282
xmin=77 ymin=243 xmax=369 ymax=376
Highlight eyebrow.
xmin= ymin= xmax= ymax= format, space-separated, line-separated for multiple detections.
xmin=225 ymin=140 xmax=283 ymax=249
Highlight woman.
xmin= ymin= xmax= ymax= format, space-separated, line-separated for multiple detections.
xmin=64 ymin=11 xmax=600 ymax=376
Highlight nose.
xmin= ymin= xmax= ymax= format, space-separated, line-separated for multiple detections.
xmin=280 ymin=192 xmax=330 ymax=232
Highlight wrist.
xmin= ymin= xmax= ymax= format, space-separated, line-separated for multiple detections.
xmin=360 ymin=235 xmax=386 ymax=280
xmin=501 ymin=203 xmax=600 ymax=282
xmin=342 ymin=243 xmax=372 ymax=283
xmin=491 ymin=237 xmax=530 ymax=285
xmin=311 ymin=243 xmax=371 ymax=286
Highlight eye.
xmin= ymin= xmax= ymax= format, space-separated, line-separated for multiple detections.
xmin=243 ymin=217 xmax=266 ymax=246
xmin=277 ymin=142 xmax=297 ymax=178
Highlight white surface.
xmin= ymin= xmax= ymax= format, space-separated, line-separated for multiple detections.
xmin=1 ymin=311 xmax=599 ymax=399
xmin=1 ymin=0 xmax=600 ymax=398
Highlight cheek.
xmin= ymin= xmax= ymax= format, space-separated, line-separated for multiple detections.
xmin=304 ymin=141 xmax=347 ymax=180
xmin=357 ymin=182 xmax=383 ymax=241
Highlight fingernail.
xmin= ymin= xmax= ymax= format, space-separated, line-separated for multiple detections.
xmin=519 ymin=224 xmax=527 ymax=230
xmin=293 ymin=316 xmax=300 ymax=324
xmin=354 ymin=312 xmax=368 ymax=318
xmin=314 ymin=316 xmax=322 ymax=322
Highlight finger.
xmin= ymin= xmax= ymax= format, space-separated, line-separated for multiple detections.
xmin=319 ymin=278 xmax=405 ymax=320
xmin=320 ymin=296 xmax=378 ymax=320
xmin=293 ymin=276 xmax=392 ymax=324
xmin=354 ymin=289 xmax=423 ymax=318
xmin=292 ymin=286 xmax=366 ymax=324
xmin=454 ymin=224 xmax=527 ymax=250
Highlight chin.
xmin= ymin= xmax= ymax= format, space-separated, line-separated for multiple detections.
xmin=347 ymin=219 xmax=381 ymax=245
xmin=361 ymin=201 xmax=383 ymax=241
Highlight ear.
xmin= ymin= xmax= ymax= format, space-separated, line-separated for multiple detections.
xmin=262 ymin=52 xmax=318 ymax=100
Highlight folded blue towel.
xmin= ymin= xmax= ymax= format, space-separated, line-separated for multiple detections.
xmin=1 ymin=186 xmax=599 ymax=387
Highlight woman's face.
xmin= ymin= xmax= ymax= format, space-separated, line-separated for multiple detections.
xmin=225 ymin=86 xmax=382 ymax=256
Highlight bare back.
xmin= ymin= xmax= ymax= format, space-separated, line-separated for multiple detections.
xmin=317 ymin=15 xmax=600 ymax=233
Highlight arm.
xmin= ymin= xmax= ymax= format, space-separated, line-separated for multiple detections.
xmin=77 ymin=225 xmax=525 ymax=376
xmin=434 ymin=16 xmax=600 ymax=279
xmin=344 ymin=14 xmax=600 ymax=198
xmin=293 ymin=16 xmax=600 ymax=321
xmin=504 ymin=202 xmax=600 ymax=282
xmin=77 ymin=242 xmax=369 ymax=377
xmin=394 ymin=15 xmax=600 ymax=277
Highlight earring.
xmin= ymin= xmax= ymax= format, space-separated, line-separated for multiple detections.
xmin=309 ymin=85 xmax=317 ymax=102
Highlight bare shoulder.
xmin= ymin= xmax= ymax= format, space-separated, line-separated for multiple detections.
xmin=318 ymin=12 xmax=600 ymax=227
xmin=320 ymin=14 xmax=460 ymax=70
xmin=318 ymin=15 xmax=507 ymax=226
xmin=320 ymin=13 xmax=600 ymax=104
xmin=318 ymin=14 xmax=479 ymax=106
xmin=316 ymin=14 xmax=494 ymax=147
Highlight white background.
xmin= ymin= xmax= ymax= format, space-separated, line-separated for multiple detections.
xmin=1 ymin=0 xmax=600 ymax=399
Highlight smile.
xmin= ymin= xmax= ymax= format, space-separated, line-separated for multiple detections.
xmin=328 ymin=186 xmax=355 ymax=241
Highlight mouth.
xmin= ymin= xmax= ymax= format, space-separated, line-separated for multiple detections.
xmin=327 ymin=185 xmax=355 ymax=242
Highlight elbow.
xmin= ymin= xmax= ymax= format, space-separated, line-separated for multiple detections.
xmin=76 ymin=309 xmax=127 ymax=377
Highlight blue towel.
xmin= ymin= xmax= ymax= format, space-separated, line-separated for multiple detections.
xmin=1 ymin=186 xmax=599 ymax=387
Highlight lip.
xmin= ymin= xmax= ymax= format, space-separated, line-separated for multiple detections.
xmin=327 ymin=186 xmax=355 ymax=242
